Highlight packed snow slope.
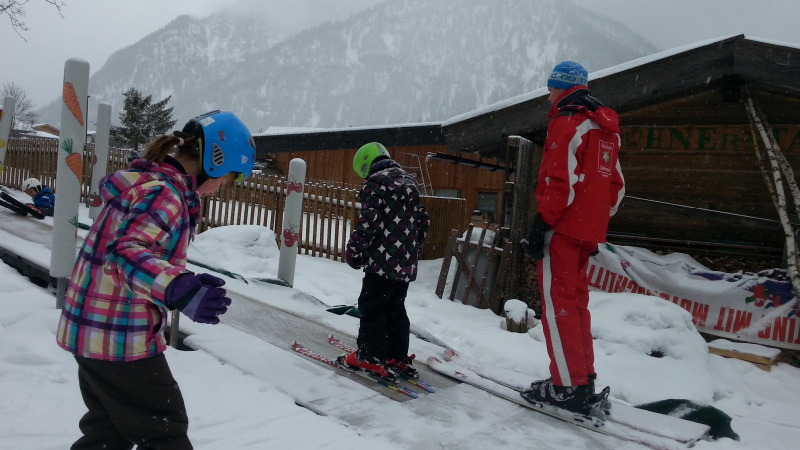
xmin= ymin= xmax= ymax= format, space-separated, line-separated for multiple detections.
xmin=0 ymin=221 xmax=798 ymax=449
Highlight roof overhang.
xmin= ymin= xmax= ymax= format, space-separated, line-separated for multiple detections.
xmin=253 ymin=123 xmax=445 ymax=153
xmin=442 ymin=35 xmax=800 ymax=159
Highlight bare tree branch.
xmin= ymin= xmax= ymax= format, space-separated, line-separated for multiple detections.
xmin=1 ymin=82 xmax=38 ymax=134
xmin=1 ymin=0 xmax=65 ymax=40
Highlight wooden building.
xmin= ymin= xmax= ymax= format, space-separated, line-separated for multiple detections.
xmin=442 ymin=35 xmax=800 ymax=265
xmin=253 ymin=123 xmax=507 ymax=225
xmin=253 ymin=35 xmax=799 ymax=269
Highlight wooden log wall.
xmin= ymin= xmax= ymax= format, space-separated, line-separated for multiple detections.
xmin=611 ymin=124 xmax=797 ymax=257
xmin=602 ymin=89 xmax=800 ymax=261
xmin=271 ymin=144 xmax=504 ymax=227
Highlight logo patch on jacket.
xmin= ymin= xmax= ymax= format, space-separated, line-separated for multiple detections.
xmin=598 ymin=140 xmax=613 ymax=177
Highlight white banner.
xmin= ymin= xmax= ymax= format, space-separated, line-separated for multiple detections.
xmin=589 ymin=243 xmax=798 ymax=350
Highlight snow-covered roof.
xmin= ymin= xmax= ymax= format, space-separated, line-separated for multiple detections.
xmin=443 ymin=34 xmax=800 ymax=127
xmin=253 ymin=121 xmax=443 ymax=138
xmin=442 ymin=34 xmax=800 ymax=156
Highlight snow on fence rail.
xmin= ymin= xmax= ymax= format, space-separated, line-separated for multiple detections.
xmin=2 ymin=139 xmax=467 ymax=260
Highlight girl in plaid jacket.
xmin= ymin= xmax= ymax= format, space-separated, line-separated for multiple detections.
xmin=56 ymin=111 xmax=256 ymax=449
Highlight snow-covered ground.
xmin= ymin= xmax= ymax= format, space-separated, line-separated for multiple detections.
xmin=1 ymin=220 xmax=799 ymax=449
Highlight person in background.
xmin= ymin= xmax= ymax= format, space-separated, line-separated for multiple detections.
xmin=341 ymin=142 xmax=430 ymax=381
xmin=520 ymin=61 xmax=625 ymax=417
xmin=56 ymin=110 xmax=256 ymax=449
xmin=22 ymin=177 xmax=55 ymax=216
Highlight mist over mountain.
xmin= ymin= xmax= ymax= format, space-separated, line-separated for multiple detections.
xmin=36 ymin=0 xmax=656 ymax=132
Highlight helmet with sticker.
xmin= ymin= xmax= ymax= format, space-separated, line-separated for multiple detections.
xmin=352 ymin=142 xmax=390 ymax=179
xmin=182 ymin=110 xmax=256 ymax=182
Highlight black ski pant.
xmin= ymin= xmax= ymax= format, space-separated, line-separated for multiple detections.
xmin=71 ymin=354 xmax=192 ymax=450
xmin=356 ymin=272 xmax=411 ymax=362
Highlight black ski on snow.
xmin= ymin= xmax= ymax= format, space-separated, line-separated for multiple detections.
xmin=0 ymin=186 xmax=45 ymax=219
xmin=290 ymin=341 xmax=419 ymax=399
xmin=327 ymin=334 xmax=438 ymax=393
xmin=0 ymin=197 xmax=26 ymax=216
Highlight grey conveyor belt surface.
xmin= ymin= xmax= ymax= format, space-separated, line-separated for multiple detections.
xmin=0 ymin=208 xmax=459 ymax=402
xmin=219 ymin=285 xmax=460 ymax=402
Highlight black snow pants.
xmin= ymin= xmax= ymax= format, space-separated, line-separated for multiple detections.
xmin=356 ymin=272 xmax=411 ymax=362
xmin=71 ymin=353 xmax=192 ymax=450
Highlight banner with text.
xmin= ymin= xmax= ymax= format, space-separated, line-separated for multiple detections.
xmin=589 ymin=244 xmax=798 ymax=350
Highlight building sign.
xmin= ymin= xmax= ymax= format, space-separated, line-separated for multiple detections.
xmin=620 ymin=125 xmax=800 ymax=153
xmin=589 ymin=243 xmax=798 ymax=350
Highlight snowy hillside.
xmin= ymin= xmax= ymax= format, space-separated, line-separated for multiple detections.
xmin=35 ymin=0 xmax=655 ymax=132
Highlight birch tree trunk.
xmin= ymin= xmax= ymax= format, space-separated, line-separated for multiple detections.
xmin=744 ymin=89 xmax=800 ymax=299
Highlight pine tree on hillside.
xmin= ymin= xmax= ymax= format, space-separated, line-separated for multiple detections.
xmin=111 ymin=88 xmax=177 ymax=151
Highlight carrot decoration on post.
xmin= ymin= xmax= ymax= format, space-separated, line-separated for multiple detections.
xmin=61 ymin=138 xmax=83 ymax=181
xmin=63 ymin=82 xmax=84 ymax=126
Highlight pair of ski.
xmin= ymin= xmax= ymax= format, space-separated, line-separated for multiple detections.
xmin=0 ymin=186 xmax=45 ymax=219
xmin=290 ymin=335 xmax=437 ymax=399
xmin=427 ymin=350 xmax=711 ymax=450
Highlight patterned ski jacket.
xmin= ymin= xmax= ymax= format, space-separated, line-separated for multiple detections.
xmin=536 ymin=86 xmax=626 ymax=243
xmin=346 ymin=159 xmax=429 ymax=283
xmin=56 ymin=157 xmax=201 ymax=361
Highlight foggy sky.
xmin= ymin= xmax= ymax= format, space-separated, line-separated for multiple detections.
xmin=2 ymin=0 xmax=799 ymax=114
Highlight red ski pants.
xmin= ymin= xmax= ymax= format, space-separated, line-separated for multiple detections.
xmin=537 ymin=230 xmax=596 ymax=387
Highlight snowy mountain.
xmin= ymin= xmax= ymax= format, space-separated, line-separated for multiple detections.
xmin=36 ymin=0 xmax=656 ymax=132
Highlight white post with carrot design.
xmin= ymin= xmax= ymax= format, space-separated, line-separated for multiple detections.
xmin=89 ymin=102 xmax=111 ymax=220
xmin=52 ymin=58 xmax=89 ymax=309
xmin=277 ymin=158 xmax=306 ymax=287
xmin=0 ymin=96 xmax=15 ymax=175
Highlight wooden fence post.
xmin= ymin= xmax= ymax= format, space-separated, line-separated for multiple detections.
xmin=506 ymin=136 xmax=539 ymax=302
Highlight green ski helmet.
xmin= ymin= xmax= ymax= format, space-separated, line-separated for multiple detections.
xmin=353 ymin=142 xmax=390 ymax=179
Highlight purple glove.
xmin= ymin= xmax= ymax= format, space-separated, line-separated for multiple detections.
xmin=165 ymin=273 xmax=231 ymax=324
xmin=345 ymin=249 xmax=366 ymax=270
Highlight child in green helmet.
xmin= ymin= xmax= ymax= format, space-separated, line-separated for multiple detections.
xmin=339 ymin=142 xmax=430 ymax=381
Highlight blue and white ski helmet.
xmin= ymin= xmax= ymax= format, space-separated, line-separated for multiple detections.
xmin=182 ymin=110 xmax=256 ymax=182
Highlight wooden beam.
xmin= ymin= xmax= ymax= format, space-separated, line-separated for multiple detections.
xmin=707 ymin=339 xmax=781 ymax=371
xmin=506 ymin=136 xmax=538 ymax=301
xmin=254 ymin=123 xmax=445 ymax=153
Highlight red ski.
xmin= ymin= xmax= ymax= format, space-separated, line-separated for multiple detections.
xmin=290 ymin=341 xmax=419 ymax=399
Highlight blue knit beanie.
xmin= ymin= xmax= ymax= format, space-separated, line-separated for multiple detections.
xmin=547 ymin=61 xmax=588 ymax=89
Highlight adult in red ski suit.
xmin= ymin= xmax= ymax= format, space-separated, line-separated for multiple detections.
xmin=521 ymin=61 xmax=625 ymax=414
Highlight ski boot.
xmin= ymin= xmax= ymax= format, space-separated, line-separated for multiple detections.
xmin=588 ymin=374 xmax=612 ymax=416
xmin=338 ymin=351 xmax=399 ymax=382
xmin=386 ymin=354 xmax=419 ymax=380
xmin=520 ymin=379 xmax=603 ymax=421
xmin=524 ymin=376 xmax=612 ymax=416
xmin=523 ymin=377 xmax=552 ymax=393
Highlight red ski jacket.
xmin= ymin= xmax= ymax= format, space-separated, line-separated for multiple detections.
xmin=536 ymin=86 xmax=625 ymax=243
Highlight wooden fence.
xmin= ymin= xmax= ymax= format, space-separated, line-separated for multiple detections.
xmin=2 ymin=138 xmax=467 ymax=260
